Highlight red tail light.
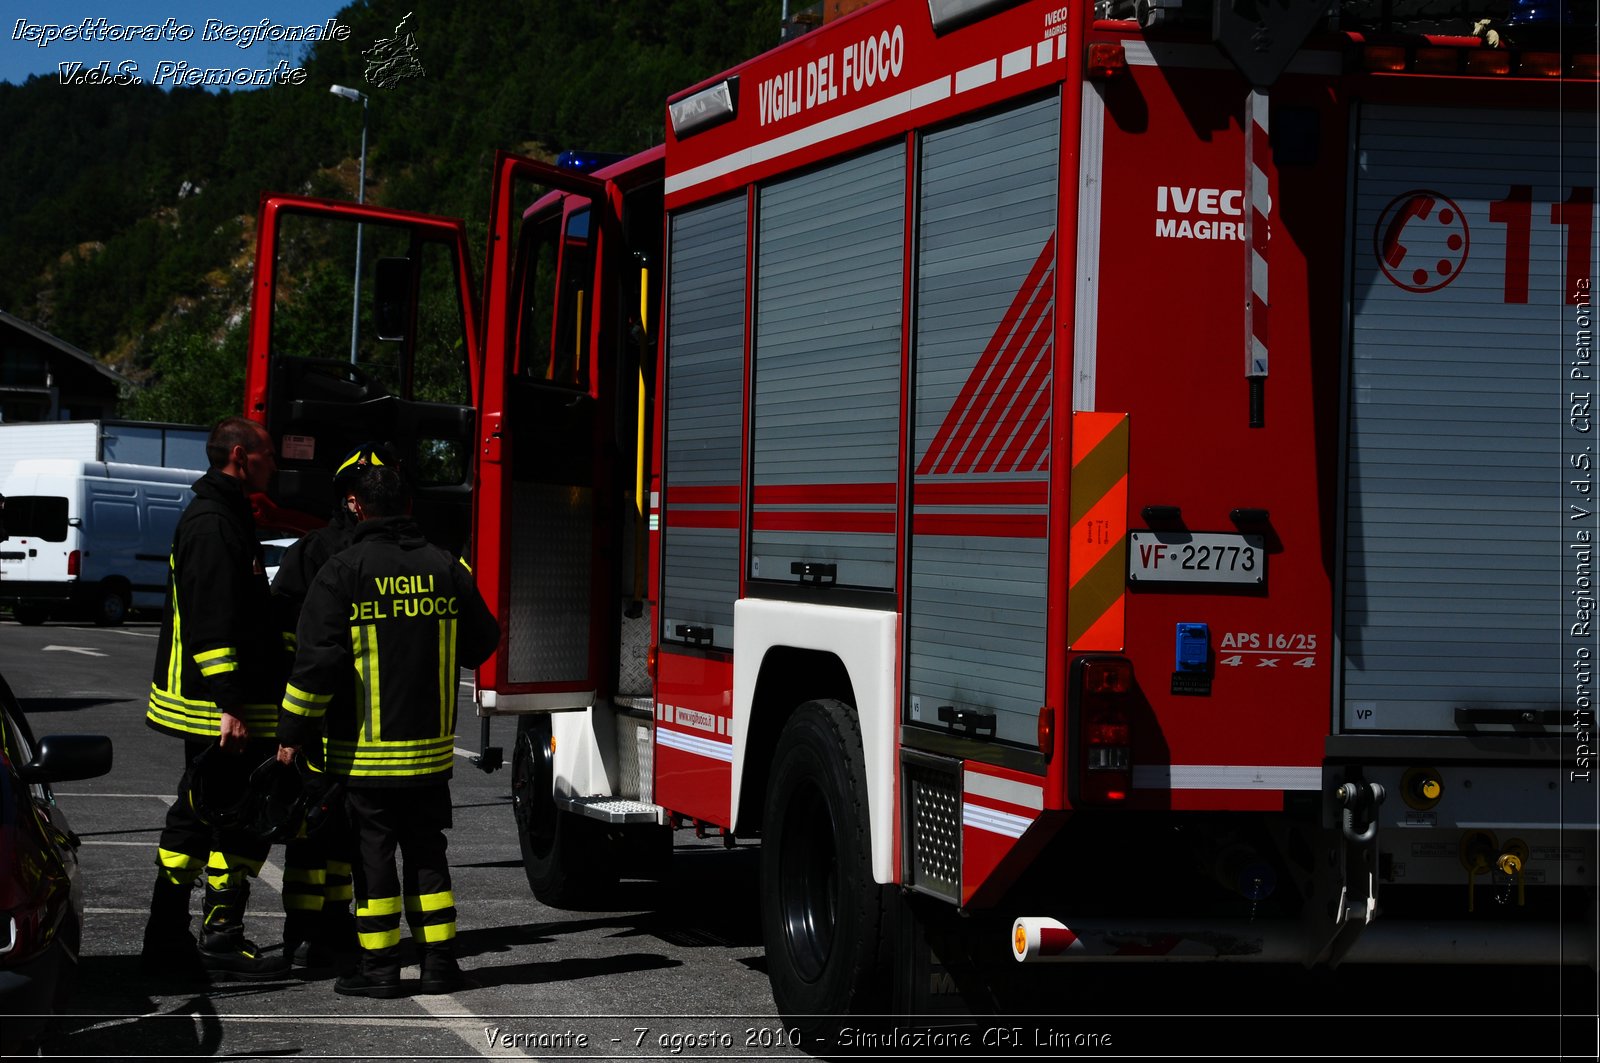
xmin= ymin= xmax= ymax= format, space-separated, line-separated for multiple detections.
xmin=67 ymin=550 xmax=80 ymax=577
xmin=1073 ymin=657 xmax=1133 ymax=804
xmin=1086 ymin=44 xmax=1127 ymax=80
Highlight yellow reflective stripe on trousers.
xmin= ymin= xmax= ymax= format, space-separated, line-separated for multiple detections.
xmin=412 ymin=921 xmax=456 ymax=943
xmin=358 ymin=928 xmax=402 ymax=949
xmin=357 ymin=895 xmax=404 ymax=917
xmin=159 ymin=847 xmax=203 ymax=870
xmin=208 ymin=850 xmax=265 ymax=876
xmin=404 ymin=890 xmax=456 ymax=914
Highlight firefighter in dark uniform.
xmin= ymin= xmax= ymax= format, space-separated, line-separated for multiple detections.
xmin=141 ymin=416 xmax=290 ymax=981
xmin=270 ymin=442 xmax=395 ymax=968
xmin=276 ymin=463 xmax=500 ymax=997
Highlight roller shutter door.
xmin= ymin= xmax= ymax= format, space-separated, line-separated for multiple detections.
xmin=1342 ymin=103 xmax=1597 ymax=734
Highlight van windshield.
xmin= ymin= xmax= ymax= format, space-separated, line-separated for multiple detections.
xmin=4 ymin=496 xmax=68 ymax=541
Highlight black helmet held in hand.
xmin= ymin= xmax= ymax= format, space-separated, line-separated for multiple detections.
xmin=183 ymin=745 xmax=343 ymax=842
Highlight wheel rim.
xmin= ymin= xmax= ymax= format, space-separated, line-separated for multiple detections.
xmin=511 ymin=731 xmax=558 ymax=859
xmin=777 ymin=776 xmax=838 ymax=982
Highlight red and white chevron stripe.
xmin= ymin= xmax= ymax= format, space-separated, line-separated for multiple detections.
xmin=1245 ymin=88 xmax=1269 ymax=379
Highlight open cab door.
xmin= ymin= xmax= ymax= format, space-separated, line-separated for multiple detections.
xmin=476 ymin=149 xmax=664 ymax=714
xmin=244 ymin=196 xmax=479 ymax=556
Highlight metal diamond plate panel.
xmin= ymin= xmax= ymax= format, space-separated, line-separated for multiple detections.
xmin=616 ymin=605 xmax=651 ymax=697
xmin=506 ymin=482 xmax=592 ymax=684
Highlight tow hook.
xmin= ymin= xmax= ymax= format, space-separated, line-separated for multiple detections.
xmin=1335 ymin=780 xmax=1386 ymax=843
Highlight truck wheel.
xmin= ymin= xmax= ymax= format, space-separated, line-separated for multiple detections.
xmin=510 ymin=715 xmax=614 ymax=906
xmin=13 ymin=604 xmax=47 ymax=626
xmin=93 ymin=586 xmax=129 ymax=627
xmin=760 ymin=699 xmax=890 ymax=1024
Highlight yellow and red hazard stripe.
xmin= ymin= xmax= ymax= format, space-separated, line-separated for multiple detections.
xmin=1066 ymin=412 xmax=1128 ymax=651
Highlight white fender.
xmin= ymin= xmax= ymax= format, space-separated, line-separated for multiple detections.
xmin=731 ymin=598 xmax=899 ymax=885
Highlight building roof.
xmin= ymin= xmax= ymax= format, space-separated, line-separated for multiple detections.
xmin=0 ymin=309 xmax=129 ymax=389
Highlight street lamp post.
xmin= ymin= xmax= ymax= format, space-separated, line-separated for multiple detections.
xmin=330 ymin=84 xmax=368 ymax=365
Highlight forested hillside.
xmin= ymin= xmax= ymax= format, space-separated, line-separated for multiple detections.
xmin=0 ymin=0 xmax=780 ymax=421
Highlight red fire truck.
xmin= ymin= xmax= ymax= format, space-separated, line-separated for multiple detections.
xmin=244 ymin=0 xmax=1597 ymax=1023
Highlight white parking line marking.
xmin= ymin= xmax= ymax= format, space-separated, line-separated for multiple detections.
xmin=55 ymin=792 xmax=178 ymax=800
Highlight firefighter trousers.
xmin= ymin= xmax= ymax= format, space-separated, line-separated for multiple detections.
xmin=154 ymin=737 xmax=274 ymax=889
xmin=282 ymin=809 xmax=355 ymax=918
xmin=345 ymin=785 xmax=458 ymax=954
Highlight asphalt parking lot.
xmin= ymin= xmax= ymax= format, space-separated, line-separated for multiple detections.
xmin=2 ymin=616 xmax=1595 ymax=1060
xmin=0 ymin=617 xmax=790 ymax=1061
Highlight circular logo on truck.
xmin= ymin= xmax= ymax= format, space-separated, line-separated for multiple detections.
xmin=1374 ymin=190 xmax=1470 ymax=294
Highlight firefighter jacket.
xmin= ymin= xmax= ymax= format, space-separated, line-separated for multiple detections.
xmin=278 ymin=516 xmax=500 ymax=787
xmin=270 ymin=509 xmax=356 ymax=653
xmin=147 ymin=470 xmax=288 ymax=740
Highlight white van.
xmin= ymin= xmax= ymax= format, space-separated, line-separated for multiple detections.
xmin=0 ymin=459 xmax=198 ymax=626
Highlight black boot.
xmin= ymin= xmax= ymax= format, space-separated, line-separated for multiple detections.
xmin=140 ymin=877 xmax=207 ymax=983
xmin=334 ymin=946 xmax=405 ymax=999
xmin=200 ymin=879 xmax=290 ymax=980
xmin=288 ymin=905 xmax=358 ymax=969
xmin=415 ymin=945 xmax=474 ymax=994
xmin=283 ymin=908 xmax=324 ymax=968
xmin=319 ymin=903 xmax=359 ymax=961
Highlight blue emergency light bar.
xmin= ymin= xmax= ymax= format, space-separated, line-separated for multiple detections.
xmin=556 ymin=150 xmax=627 ymax=174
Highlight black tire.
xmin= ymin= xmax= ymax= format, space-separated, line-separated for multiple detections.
xmin=93 ymin=585 xmax=129 ymax=627
xmin=13 ymin=603 xmax=47 ymax=626
xmin=510 ymin=715 xmax=615 ymax=906
xmin=760 ymin=699 xmax=891 ymax=1025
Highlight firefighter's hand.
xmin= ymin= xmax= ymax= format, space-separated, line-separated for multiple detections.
xmin=218 ymin=711 xmax=249 ymax=750
xmin=276 ymin=743 xmax=300 ymax=765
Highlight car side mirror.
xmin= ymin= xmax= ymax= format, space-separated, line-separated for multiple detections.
xmin=19 ymin=735 xmax=113 ymax=784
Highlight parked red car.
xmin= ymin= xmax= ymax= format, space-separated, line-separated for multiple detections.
xmin=0 ymin=669 xmax=112 ymax=1056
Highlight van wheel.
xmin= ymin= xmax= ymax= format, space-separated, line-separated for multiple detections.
xmin=510 ymin=715 xmax=615 ymax=906
xmin=93 ymin=586 xmax=129 ymax=627
xmin=13 ymin=604 xmax=47 ymax=626
xmin=760 ymin=699 xmax=890 ymax=1026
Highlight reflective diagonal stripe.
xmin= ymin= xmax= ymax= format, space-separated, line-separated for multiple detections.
xmin=1067 ymin=412 xmax=1129 ymax=650
xmin=917 ymin=236 xmax=1056 ymax=477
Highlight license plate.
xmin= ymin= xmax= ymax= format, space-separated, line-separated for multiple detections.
xmin=1128 ymin=531 xmax=1264 ymax=586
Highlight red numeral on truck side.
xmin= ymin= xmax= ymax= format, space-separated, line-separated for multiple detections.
xmin=1489 ymin=185 xmax=1595 ymax=305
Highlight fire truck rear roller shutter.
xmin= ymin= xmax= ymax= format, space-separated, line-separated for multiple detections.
xmin=1342 ymin=103 xmax=1595 ymax=734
